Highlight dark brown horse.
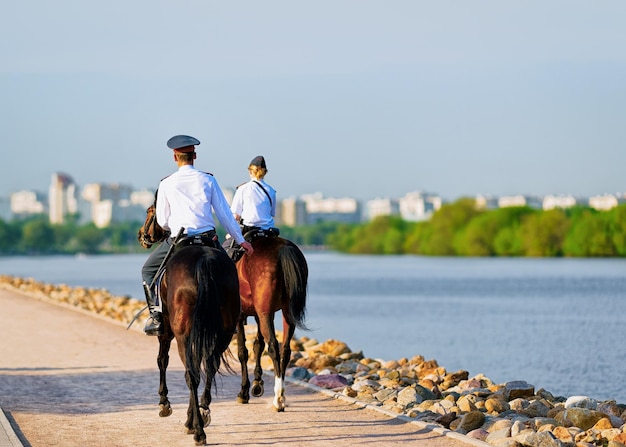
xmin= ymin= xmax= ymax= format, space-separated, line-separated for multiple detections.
xmin=234 ymin=234 xmax=308 ymax=411
xmin=138 ymin=208 xmax=240 ymax=445
xmin=158 ymin=245 xmax=240 ymax=445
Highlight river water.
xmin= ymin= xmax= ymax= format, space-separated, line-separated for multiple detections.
xmin=1 ymin=252 xmax=625 ymax=403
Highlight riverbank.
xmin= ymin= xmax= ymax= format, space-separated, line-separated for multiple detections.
xmin=1 ymin=274 xmax=625 ymax=447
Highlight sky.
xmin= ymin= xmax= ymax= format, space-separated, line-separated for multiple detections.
xmin=1 ymin=1 xmax=625 ymax=202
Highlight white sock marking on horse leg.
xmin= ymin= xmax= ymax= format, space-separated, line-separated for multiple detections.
xmin=273 ymin=376 xmax=284 ymax=409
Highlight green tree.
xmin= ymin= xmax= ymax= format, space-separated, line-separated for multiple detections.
xmin=402 ymin=221 xmax=430 ymax=254
xmin=326 ymin=216 xmax=415 ymax=254
xmin=344 ymin=225 xmax=375 ymax=254
xmin=21 ymin=218 xmax=55 ymax=253
xmin=107 ymin=221 xmax=143 ymax=251
xmin=455 ymin=207 xmax=534 ymax=256
xmin=420 ymin=198 xmax=481 ymax=255
xmin=368 ymin=216 xmax=410 ymax=254
xmin=75 ymin=224 xmax=106 ymax=253
xmin=0 ymin=219 xmax=21 ymax=254
xmin=493 ymin=226 xmax=524 ymax=256
xmin=609 ymin=204 xmax=626 ymax=256
xmin=520 ymin=209 xmax=570 ymax=256
xmin=52 ymin=222 xmax=77 ymax=253
xmin=563 ymin=209 xmax=616 ymax=257
xmin=290 ymin=221 xmax=343 ymax=246
xmin=326 ymin=223 xmax=358 ymax=252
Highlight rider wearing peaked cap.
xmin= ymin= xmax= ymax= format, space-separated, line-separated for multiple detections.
xmin=230 ymin=155 xmax=277 ymax=232
xmin=223 ymin=155 xmax=278 ymax=261
xmin=140 ymin=135 xmax=253 ymax=336
xmin=166 ymin=135 xmax=200 ymax=151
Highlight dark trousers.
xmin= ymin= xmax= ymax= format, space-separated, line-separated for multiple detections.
xmin=141 ymin=234 xmax=228 ymax=287
xmin=141 ymin=238 xmax=173 ymax=287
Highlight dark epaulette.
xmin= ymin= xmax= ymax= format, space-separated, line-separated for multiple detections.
xmin=235 ymin=181 xmax=247 ymax=189
xmin=200 ymin=171 xmax=214 ymax=177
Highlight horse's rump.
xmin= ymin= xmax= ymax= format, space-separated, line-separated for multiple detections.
xmin=164 ymin=245 xmax=240 ymax=381
xmin=277 ymin=240 xmax=308 ymax=329
xmin=234 ymin=235 xmax=308 ymax=411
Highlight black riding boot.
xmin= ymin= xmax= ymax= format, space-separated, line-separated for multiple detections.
xmin=143 ymin=282 xmax=163 ymax=336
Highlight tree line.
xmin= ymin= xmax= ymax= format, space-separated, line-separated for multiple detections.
xmin=1 ymin=200 xmax=624 ymax=257
xmin=0 ymin=215 xmax=337 ymax=256
xmin=327 ymin=198 xmax=626 ymax=257
xmin=0 ymin=215 xmax=142 ymax=255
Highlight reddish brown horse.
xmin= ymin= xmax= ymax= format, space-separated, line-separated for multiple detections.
xmin=139 ymin=209 xmax=240 ymax=445
xmin=234 ymin=234 xmax=308 ymax=411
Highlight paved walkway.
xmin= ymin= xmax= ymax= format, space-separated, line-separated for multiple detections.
xmin=0 ymin=288 xmax=486 ymax=447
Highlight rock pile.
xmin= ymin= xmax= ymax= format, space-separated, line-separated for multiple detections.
xmin=0 ymin=275 xmax=146 ymax=325
xmin=286 ymin=337 xmax=626 ymax=447
xmin=2 ymin=274 xmax=625 ymax=447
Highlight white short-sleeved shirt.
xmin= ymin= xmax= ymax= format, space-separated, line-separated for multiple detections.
xmin=156 ymin=165 xmax=245 ymax=244
xmin=230 ymin=179 xmax=277 ymax=229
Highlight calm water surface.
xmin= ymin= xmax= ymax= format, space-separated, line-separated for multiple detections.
xmin=1 ymin=252 xmax=625 ymax=403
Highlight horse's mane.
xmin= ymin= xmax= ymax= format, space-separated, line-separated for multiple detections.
xmin=137 ymin=191 xmax=170 ymax=249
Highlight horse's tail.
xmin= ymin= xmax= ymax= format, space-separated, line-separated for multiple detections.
xmin=186 ymin=252 xmax=231 ymax=385
xmin=279 ymin=242 xmax=309 ymax=330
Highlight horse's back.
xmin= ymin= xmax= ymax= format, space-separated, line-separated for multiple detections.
xmin=168 ymin=244 xmax=231 ymax=271
xmin=237 ymin=236 xmax=307 ymax=321
xmin=243 ymin=236 xmax=303 ymax=262
xmin=165 ymin=245 xmax=240 ymax=336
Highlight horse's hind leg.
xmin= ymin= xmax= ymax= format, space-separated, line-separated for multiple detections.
xmin=184 ymin=370 xmax=206 ymax=445
xmin=257 ymin=313 xmax=284 ymax=411
xmin=199 ymin=375 xmax=212 ymax=428
xmin=277 ymin=316 xmax=296 ymax=409
xmin=251 ymin=315 xmax=266 ymax=398
xmin=157 ymin=336 xmax=173 ymax=417
xmin=236 ymin=317 xmax=251 ymax=404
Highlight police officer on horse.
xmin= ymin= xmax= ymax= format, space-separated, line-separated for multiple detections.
xmin=223 ymin=155 xmax=279 ymax=260
xmin=140 ymin=135 xmax=253 ymax=336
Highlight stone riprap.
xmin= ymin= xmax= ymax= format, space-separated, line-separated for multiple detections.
xmin=2 ymin=274 xmax=625 ymax=447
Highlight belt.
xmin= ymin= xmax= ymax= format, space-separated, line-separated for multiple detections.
xmin=171 ymin=229 xmax=216 ymax=241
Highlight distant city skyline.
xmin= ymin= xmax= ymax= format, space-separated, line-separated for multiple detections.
xmin=2 ymin=2 xmax=625 ymax=202
xmin=4 ymin=169 xmax=622 ymax=230
xmin=1 ymin=170 xmax=621 ymax=205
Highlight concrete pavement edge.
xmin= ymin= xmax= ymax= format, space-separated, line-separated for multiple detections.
xmin=0 ymin=408 xmax=24 ymax=447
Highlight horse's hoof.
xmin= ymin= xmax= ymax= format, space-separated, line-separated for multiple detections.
xmin=194 ymin=434 xmax=206 ymax=446
xmin=200 ymin=408 xmax=211 ymax=427
xmin=251 ymin=380 xmax=264 ymax=397
xmin=236 ymin=396 xmax=249 ymax=404
xmin=273 ymin=396 xmax=286 ymax=412
xmin=159 ymin=403 xmax=172 ymax=417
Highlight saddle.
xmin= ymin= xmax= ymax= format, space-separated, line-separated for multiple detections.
xmin=242 ymin=226 xmax=280 ymax=242
xmin=175 ymin=230 xmax=221 ymax=250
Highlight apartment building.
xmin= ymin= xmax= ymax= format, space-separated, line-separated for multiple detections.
xmin=49 ymin=172 xmax=78 ymax=224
